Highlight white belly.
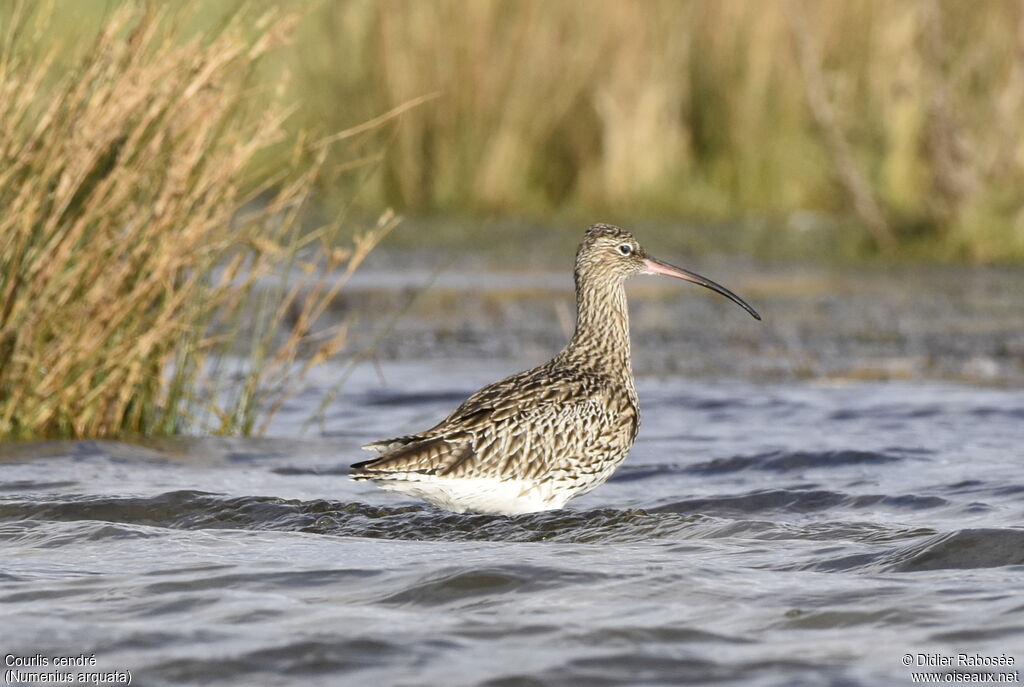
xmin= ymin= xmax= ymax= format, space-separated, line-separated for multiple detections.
xmin=360 ymin=463 xmax=623 ymax=515
xmin=366 ymin=475 xmax=570 ymax=515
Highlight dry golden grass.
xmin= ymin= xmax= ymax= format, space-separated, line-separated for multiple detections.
xmin=295 ymin=0 xmax=1024 ymax=260
xmin=0 ymin=3 xmax=394 ymax=439
xmin=13 ymin=2 xmax=1024 ymax=261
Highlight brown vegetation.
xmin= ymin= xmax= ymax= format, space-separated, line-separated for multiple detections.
xmin=0 ymin=3 xmax=393 ymax=438
xmin=297 ymin=0 xmax=1024 ymax=260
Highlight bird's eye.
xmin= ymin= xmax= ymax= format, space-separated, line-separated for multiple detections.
xmin=618 ymin=244 xmax=633 ymax=256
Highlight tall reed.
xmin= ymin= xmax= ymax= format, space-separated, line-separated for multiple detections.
xmin=294 ymin=0 xmax=1024 ymax=260
xmin=0 ymin=3 xmax=392 ymax=439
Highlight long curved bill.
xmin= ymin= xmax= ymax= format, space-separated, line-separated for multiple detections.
xmin=643 ymin=257 xmax=762 ymax=321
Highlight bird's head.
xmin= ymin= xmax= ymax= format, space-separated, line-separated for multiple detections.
xmin=575 ymin=223 xmax=761 ymax=320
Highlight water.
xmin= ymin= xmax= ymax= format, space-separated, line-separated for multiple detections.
xmin=336 ymin=259 xmax=1024 ymax=384
xmin=2 ymin=358 xmax=1023 ymax=686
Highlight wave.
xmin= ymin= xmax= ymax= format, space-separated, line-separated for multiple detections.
xmin=680 ymin=449 xmax=911 ymax=475
xmin=650 ymin=489 xmax=947 ymax=515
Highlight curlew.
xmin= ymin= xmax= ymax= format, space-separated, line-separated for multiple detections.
xmin=351 ymin=224 xmax=760 ymax=515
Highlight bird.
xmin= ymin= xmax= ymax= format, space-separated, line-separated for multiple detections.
xmin=350 ymin=224 xmax=761 ymax=515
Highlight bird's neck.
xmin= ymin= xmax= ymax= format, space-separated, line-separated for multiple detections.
xmin=563 ymin=271 xmax=633 ymax=375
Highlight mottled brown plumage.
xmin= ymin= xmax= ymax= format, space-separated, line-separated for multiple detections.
xmin=351 ymin=224 xmax=760 ymax=514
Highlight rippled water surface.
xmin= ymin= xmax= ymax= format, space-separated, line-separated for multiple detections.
xmin=2 ymin=360 xmax=1023 ymax=686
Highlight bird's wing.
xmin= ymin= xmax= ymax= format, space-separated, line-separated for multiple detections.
xmin=357 ymin=368 xmax=538 ymax=453
xmin=351 ymin=367 xmax=633 ymax=480
xmin=351 ymin=435 xmax=477 ymax=476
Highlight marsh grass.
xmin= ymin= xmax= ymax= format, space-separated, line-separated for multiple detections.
xmin=14 ymin=2 xmax=1024 ymax=261
xmin=0 ymin=3 xmax=395 ymax=439
xmin=295 ymin=0 xmax=1024 ymax=261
